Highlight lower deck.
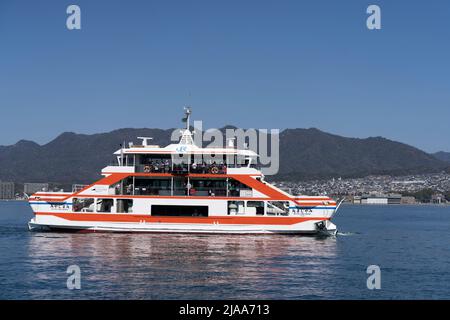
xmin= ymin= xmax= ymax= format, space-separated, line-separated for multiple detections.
xmin=30 ymin=195 xmax=337 ymax=219
xmin=29 ymin=193 xmax=338 ymax=235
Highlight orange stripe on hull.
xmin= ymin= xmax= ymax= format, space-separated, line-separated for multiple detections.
xmin=35 ymin=212 xmax=328 ymax=225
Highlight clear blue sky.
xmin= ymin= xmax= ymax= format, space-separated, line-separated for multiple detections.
xmin=0 ymin=0 xmax=449 ymax=152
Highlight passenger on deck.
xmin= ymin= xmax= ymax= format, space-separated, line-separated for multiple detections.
xmin=164 ymin=159 xmax=170 ymax=173
xmin=126 ymin=184 xmax=132 ymax=195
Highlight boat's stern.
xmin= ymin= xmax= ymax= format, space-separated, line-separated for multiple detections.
xmin=28 ymin=217 xmax=51 ymax=232
xmin=289 ymin=195 xmax=343 ymax=236
xmin=316 ymin=197 xmax=344 ymax=235
xmin=315 ymin=219 xmax=338 ymax=236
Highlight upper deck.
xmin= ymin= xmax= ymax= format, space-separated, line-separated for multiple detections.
xmin=102 ymin=108 xmax=260 ymax=177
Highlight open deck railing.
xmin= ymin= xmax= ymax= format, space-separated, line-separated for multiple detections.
xmin=134 ymin=163 xmax=228 ymax=174
xmin=108 ymin=160 xmax=256 ymax=174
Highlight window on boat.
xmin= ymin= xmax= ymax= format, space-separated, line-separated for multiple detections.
xmin=110 ymin=177 xmax=134 ymax=195
xmin=228 ymin=201 xmax=245 ymax=215
xmin=73 ymin=198 xmax=95 ymax=212
xmin=138 ymin=154 xmax=171 ymax=165
xmin=112 ymin=176 xmax=252 ymax=197
xmin=246 ymin=201 xmax=265 ymax=215
xmin=151 ymin=205 xmax=208 ymax=217
xmin=134 ymin=177 xmax=171 ymax=196
xmin=228 ymin=178 xmax=252 ymax=197
xmin=96 ymin=199 xmax=114 ymax=213
xmin=173 ymin=177 xmax=188 ymax=196
xmin=132 ymin=155 xmax=261 ymax=173
xmin=189 ymin=178 xmax=227 ymax=196
xmin=137 ymin=154 xmax=173 ymax=173
xmin=117 ymin=199 xmax=133 ymax=213
xmin=115 ymin=154 xmax=135 ymax=167
xmin=267 ymin=201 xmax=290 ymax=216
xmin=189 ymin=161 xmax=227 ymax=174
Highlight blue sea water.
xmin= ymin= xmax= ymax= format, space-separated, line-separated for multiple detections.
xmin=1 ymin=201 xmax=450 ymax=300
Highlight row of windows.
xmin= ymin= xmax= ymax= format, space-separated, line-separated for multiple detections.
xmin=125 ymin=154 xmax=252 ymax=167
xmin=113 ymin=177 xmax=251 ymax=197
xmin=72 ymin=198 xmax=289 ymax=216
xmin=73 ymin=199 xmax=206 ymax=216
xmin=73 ymin=198 xmax=133 ymax=213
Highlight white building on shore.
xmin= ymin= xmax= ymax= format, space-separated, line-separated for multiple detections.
xmin=24 ymin=183 xmax=49 ymax=195
xmin=0 ymin=181 xmax=15 ymax=200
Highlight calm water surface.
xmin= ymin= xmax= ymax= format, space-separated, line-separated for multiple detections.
xmin=1 ymin=201 xmax=450 ymax=299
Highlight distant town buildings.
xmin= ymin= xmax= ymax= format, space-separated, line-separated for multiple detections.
xmin=0 ymin=181 xmax=15 ymax=200
xmin=431 ymin=194 xmax=446 ymax=204
xmin=1 ymin=172 xmax=449 ymax=204
xmin=24 ymin=183 xmax=49 ymax=195
xmin=351 ymin=193 xmax=403 ymax=204
xmin=400 ymin=196 xmax=416 ymax=205
xmin=274 ymin=172 xmax=450 ymax=204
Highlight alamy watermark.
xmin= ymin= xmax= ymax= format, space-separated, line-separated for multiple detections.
xmin=66 ymin=4 xmax=381 ymax=31
xmin=66 ymin=5 xmax=81 ymax=30
xmin=169 ymin=120 xmax=280 ymax=176
xmin=366 ymin=265 xmax=381 ymax=290
xmin=66 ymin=265 xmax=81 ymax=290
xmin=367 ymin=5 xmax=381 ymax=30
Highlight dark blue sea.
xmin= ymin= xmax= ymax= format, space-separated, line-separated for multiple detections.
xmin=1 ymin=201 xmax=450 ymax=299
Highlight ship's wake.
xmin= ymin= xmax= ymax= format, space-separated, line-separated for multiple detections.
xmin=337 ymin=231 xmax=359 ymax=236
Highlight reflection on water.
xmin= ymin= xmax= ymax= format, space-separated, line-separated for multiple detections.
xmin=4 ymin=202 xmax=450 ymax=299
xmin=25 ymin=232 xmax=337 ymax=299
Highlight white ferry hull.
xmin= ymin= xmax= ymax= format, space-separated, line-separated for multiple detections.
xmin=28 ymin=215 xmax=337 ymax=236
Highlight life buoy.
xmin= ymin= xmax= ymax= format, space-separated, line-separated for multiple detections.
xmin=143 ymin=165 xmax=151 ymax=173
xmin=210 ymin=166 xmax=219 ymax=174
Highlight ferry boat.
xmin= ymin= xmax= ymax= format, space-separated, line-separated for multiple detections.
xmin=28 ymin=108 xmax=341 ymax=235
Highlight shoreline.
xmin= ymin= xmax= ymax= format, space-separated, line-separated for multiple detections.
xmin=343 ymin=202 xmax=450 ymax=206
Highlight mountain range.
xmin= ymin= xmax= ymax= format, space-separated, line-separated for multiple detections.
xmin=432 ymin=151 xmax=450 ymax=163
xmin=0 ymin=127 xmax=449 ymax=186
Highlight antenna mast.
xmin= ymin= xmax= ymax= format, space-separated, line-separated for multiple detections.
xmin=183 ymin=106 xmax=192 ymax=131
